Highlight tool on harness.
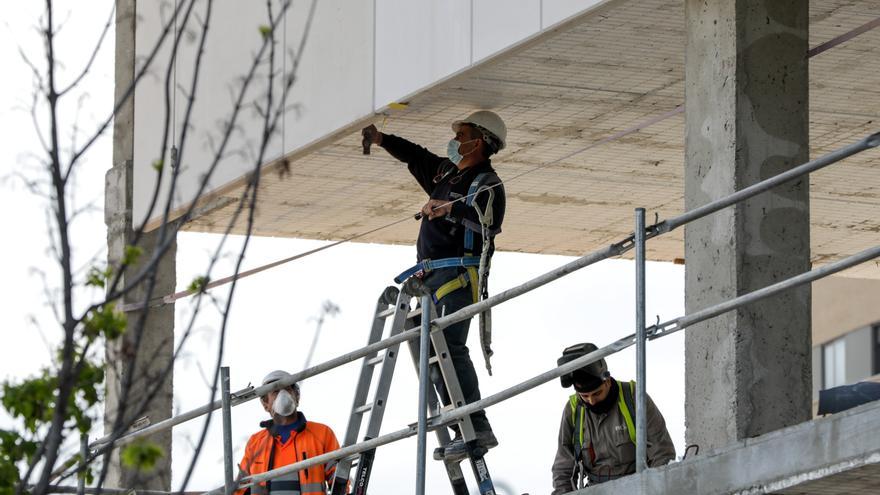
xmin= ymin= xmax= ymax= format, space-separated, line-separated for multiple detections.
xmin=396 ymin=172 xmax=500 ymax=375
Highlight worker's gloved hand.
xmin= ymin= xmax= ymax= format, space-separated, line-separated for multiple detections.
xmin=362 ymin=124 xmax=383 ymax=146
xmin=421 ymin=199 xmax=451 ymax=220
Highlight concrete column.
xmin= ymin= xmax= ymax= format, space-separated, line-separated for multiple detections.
xmin=104 ymin=0 xmax=175 ymax=489
xmin=684 ymin=0 xmax=811 ymax=451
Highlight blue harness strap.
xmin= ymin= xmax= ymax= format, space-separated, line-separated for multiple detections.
xmin=464 ymin=172 xmax=491 ymax=253
xmin=393 ymin=256 xmax=482 ymax=284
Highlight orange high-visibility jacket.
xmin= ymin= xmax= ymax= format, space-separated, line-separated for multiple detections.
xmin=236 ymin=415 xmax=341 ymax=495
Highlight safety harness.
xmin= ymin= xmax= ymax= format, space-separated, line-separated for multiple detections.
xmin=567 ymin=380 xmax=637 ymax=489
xmin=394 ymin=172 xmax=501 ymax=374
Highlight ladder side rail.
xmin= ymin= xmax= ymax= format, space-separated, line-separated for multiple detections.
xmin=361 ymin=288 xmax=411 ymax=438
xmin=350 ymin=288 xmax=414 ymax=495
xmin=331 ymin=291 xmax=398 ymax=494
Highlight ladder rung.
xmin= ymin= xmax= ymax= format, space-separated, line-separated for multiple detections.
xmin=376 ymin=307 xmax=395 ymax=319
xmin=366 ymin=354 xmax=385 ymax=366
xmin=428 ymin=356 xmax=440 ymax=364
xmin=354 ymin=402 xmax=374 ymax=414
xmin=440 ymin=404 xmax=456 ymax=413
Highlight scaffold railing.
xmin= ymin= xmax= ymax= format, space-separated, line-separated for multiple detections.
xmin=51 ymin=131 xmax=878 ymax=495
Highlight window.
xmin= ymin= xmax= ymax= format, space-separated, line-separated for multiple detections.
xmin=823 ymin=338 xmax=846 ymax=389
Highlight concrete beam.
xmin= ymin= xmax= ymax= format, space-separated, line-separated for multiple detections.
xmin=577 ymin=399 xmax=880 ymax=495
xmin=683 ymin=0 xmax=812 ymax=449
xmin=104 ymin=0 xmax=175 ymax=489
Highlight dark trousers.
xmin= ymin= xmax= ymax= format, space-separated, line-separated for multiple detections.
xmin=417 ymin=267 xmax=491 ymax=434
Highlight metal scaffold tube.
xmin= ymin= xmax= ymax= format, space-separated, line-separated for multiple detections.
xmin=649 ymin=244 xmax=880 ymax=340
xmin=416 ymin=295 xmax=431 ymax=495
xmin=634 ymin=208 xmax=647 ymax=473
xmin=656 ymin=132 xmax=879 ymax=234
xmin=220 ymin=367 xmax=234 ymax=495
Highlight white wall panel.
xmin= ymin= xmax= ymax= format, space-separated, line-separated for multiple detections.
xmin=541 ymin=0 xmax=604 ymax=27
xmin=472 ymin=0 xmax=540 ymax=62
xmin=374 ymin=0 xmax=470 ymax=106
xmin=134 ymin=0 xmax=373 ymax=225
xmin=282 ymin=0 xmax=374 ymax=149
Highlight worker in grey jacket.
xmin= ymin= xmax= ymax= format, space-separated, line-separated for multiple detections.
xmin=551 ymin=343 xmax=675 ymax=493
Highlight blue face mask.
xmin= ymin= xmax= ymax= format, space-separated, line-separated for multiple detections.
xmin=447 ymin=139 xmax=464 ymax=165
xmin=447 ymin=138 xmax=477 ymax=165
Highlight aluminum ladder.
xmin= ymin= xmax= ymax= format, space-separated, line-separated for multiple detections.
xmin=329 ymin=281 xmax=496 ymax=495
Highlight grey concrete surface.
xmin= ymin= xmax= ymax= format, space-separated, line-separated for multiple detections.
xmin=104 ymin=0 xmax=174 ymax=489
xmin=576 ymin=399 xmax=880 ymax=495
xmin=683 ymin=0 xmax=812 ymax=450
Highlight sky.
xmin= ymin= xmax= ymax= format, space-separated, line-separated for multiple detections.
xmin=0 ymin=3 xmax=685 ymax=494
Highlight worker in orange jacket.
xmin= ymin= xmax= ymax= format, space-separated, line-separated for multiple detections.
xmin=236 ymin=370 xmax=342 ymax=495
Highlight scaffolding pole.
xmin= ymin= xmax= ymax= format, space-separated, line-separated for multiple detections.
xmin=649 ymin=244 xmax=880 ymax=339
xmin=220 ymin=367 xmax=234 ymax=495
xmin=416 ymin=295 xmax=431 ymax=495
xmin=634 ymin=208 xmax=647 ymax=473
xmin=656 ymin=131 xmax=879 ymax=234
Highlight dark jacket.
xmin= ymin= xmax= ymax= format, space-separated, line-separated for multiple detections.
xmin=551 ymin=379 xmax=676 ymax=493
xmin=380 ymin=134 xmax=506 ymax=262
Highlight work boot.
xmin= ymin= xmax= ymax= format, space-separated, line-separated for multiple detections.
xmin=433 ymin=430 xmax=498 ymax=462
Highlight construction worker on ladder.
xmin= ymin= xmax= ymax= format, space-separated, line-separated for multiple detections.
xmin=361 ymin=110 xmax=507 ymax=461
xmin=552 ymin=343 xmax=676 ymax=492
xmin=236 ymin=371 xmax=343 ymax=495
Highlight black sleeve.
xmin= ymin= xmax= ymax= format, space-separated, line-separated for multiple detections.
xmin=450 ymin=180 xmax=505 ymax=234
xmin=379 ymin=133 xmax=447 ymax=195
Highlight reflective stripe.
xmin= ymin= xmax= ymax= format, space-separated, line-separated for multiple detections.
xmin=568 ymin=394 xmax=585 ymax=458
xmin=268 ymin=471 xmax=300 ymax=495
xmin=300 ymin=483 xmax=324 ymax=494
xmin=617 ymin=381 xmax=637 ymax=446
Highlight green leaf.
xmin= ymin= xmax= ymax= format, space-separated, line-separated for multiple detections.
xmin=0 ymin=429 xmax=39 ymax=492
xmin=83 ymin=303 xmax=127 ymax=341
xmin=188 ymin=275 xmax=209 ymax=294
xmin=152 ymin=159 xmax=164 ymax=172
xmin=258 ymin=25 xmax=272 ymax=39
xmin=122 ymin=245 xmax=144 ymax=266
xmin=121 ymin=440 xmax=164 ymax=472
xmin=86 ymin=266 xmax=114 ymax=288
xmin=2 ymin=375 xmax=56 ymax=433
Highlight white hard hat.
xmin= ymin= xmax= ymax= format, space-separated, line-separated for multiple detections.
xmin=262 ymin=370 xmax=294 ymax=386
xmin=452 ymin=110 xmax=507 ymax=151
xmin=261 ymin=370 xmax=298 ymax=397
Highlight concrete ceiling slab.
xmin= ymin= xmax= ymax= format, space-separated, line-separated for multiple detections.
xmin=183 ymin=0 xmax=880 ymax=278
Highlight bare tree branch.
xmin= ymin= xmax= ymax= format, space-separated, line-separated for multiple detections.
xmin=57 ymin=5 xmax=115 ymax=98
